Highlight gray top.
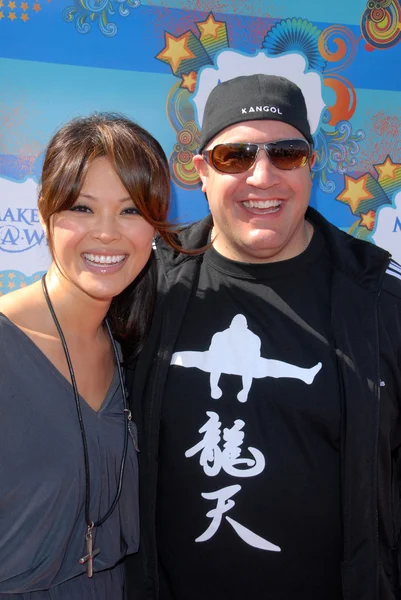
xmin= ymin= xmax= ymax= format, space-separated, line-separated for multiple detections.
xmin=0 ymin=314 xmax=139 ymax=598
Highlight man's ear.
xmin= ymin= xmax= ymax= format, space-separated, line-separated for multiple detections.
xmin=192 ymin=154 xmax=209 ymax=193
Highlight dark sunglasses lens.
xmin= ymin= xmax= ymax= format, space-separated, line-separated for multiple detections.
xmin=211 ymin=144 xmax=258 ymax=173
xmin=268 ymin=140 xmax=310 ymax=170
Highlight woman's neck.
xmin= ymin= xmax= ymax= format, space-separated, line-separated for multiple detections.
xmin=42 ymin=266 xmax=112 ymax=342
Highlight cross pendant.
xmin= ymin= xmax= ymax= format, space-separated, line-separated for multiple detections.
xmin=78 ymin=524 xmax=100 ymax=578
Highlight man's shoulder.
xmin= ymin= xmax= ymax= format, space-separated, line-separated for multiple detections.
xmin=176 ymin=214 xmax=213 ymax=247
xmin=155 ymin=215 xmax=212 ymax=262
xmin=382 ymin=259 xmax=401 ymax=300
xmin=308 ymin=207 xmax=391 ymax=291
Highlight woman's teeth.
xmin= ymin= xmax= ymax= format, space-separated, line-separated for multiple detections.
xmin=83 ymin=253 xmax=126 ymax=264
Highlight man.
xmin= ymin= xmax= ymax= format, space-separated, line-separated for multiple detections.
xmin=127 ymin=74 xmax=401 ymax=599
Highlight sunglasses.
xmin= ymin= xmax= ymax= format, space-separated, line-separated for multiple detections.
xmin=202 ymin=139 xmax=312 ymax=174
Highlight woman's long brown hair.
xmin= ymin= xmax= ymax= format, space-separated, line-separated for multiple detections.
xmin=38 ymin=112 xmax=185 ymax=361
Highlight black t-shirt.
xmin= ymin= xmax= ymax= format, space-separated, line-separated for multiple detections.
xmin=156 ymin=226 xmax=343 ymax=599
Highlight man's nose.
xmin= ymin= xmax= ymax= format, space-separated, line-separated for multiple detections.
xmin=246 ymin=150 xmax=281 ymax=188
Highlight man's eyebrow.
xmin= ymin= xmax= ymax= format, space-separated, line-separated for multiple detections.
xmin=78 ymin=193 xmax=133 ymax=203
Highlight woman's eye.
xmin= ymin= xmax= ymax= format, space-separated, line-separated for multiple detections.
xmin=70 ymin=204 xmax=91 ymax=213
xmin=122 ymin=207 xmax=141 ymax=216
xmin=68 ymin=204 xmax=140 ymax=215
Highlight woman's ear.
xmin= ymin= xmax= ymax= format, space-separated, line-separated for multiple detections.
xmin=39 ymin=210 xmax=48 ymax=240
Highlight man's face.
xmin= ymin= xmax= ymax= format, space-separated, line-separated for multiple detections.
xmin=193 ymin=120 xmax=315 ymax=264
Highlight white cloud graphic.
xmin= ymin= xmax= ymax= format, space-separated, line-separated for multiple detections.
xmin=0 ymin=177 xmax=50 ymax=274
xmin=372 ymin=191 xmax=401 ymax=263
xmin=192 ymin=51 xmax=326 ymax=136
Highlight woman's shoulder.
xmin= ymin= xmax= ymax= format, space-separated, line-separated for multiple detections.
xmin=0 ymin=312 xmax=22 ymax=355
xmin=0 ymin=281 xmax=42 ymax=326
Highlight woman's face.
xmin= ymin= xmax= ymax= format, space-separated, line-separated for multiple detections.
xmin=48 ymin=156 xmax=155 ymax=301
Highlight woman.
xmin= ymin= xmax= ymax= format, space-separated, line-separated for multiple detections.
xmin=0 ymin=113 xmax=179 ymax=598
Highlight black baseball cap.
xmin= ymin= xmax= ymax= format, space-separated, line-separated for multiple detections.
xmin=198 ymin=73 xmax=313 ymax=152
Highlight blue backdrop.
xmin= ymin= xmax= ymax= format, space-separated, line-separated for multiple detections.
xmin=1 ymin=0 xmax=401 ymax=293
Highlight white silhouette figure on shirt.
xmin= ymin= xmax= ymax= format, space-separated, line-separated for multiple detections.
xmin=171 ymin=314 xmax=322 ymax=402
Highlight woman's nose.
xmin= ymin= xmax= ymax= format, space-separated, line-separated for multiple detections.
xmin=91 ymin=215 xmax=122 ymax=244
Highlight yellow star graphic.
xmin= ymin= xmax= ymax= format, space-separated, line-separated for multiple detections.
xmin=359 ymin=210 xmax=376 ymax=230
xmin=7 ymin=10 xmax=16 ymax=19
xmin=181 ymin=71 xmax=197 ymax=93
xmin=374 ymin=156 xmax=399 ymax=180
xmin=8 ymin=281 xmax=15 ymax=290
xmin=8 ymin=0 xmax=16 ymax=7
xmin=20 ymin=10 xmax=28 ymax=20
xmin=197 ymin=13 xmax=223 ymax=39
xmin=21 ymin=1 xmax=28 ymax=9
xmin=337 ymin=174 xmax=373 ymax=213
xmin=0 ymin=10 xmax=4 ymax=17
xmin=33 ymin=1 xmax=40 ymax=10
xmin=19 ymin=281 xmax=27 ymax=288
xmin=8 ymin=272 xmax=16 ymax=279
xmin=0 ymin=1 xmax=3 ymax=7
xmin=157 ymin=32 xmax=195 ymax=73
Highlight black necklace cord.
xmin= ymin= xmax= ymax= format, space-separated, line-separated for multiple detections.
xmin=41 ymin=274 xmax=130 ymax=529
xmin=102 ymin=319 xmax=130 ymax=527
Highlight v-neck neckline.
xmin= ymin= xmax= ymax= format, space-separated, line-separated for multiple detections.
xmin=0 ymin=312 xmax=120 ymax=414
